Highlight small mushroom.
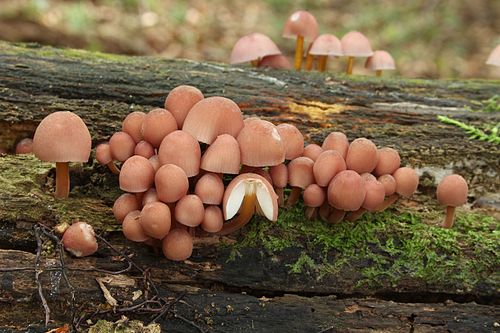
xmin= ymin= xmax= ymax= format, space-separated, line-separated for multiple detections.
xmin=141 ymin=108 xmax=178 ymax=148
xmin=313 ymin=150 xmax=346 ymax=187
xmin=155 ymin=164 xmax=189 ymax=203
xmin=62 ymin=221 xmax=98 ymax=257
xmin=164 ymin=85 xmax=204 ymax=128
xmin=321 ymin=132 xmax=349 ymax=159
xmin=258 ymin=54 xmax=292 ymax=69
xmin=365 ymin=50 xmax=396 ymax=77
xmin=134 ymin=140 xmax=155 ymax=159
xmin=162 ymin=228 xmax=193 ymax=261
xmin=140 ymin=202 xmax=171 ymax=239
xmin=283 ymin=10 xmax=319 ymax=70
xmin=109 ymin=131 xmax=136 ymax=162
xmin=345 ymin=138 xmax=378 ymax=174
xmin=230 ymin=33 xmax=282 ymax=67
xmin=122 ymin=210 xmax=149 ymax=242
xmin=122 ymin=111 xmax=146 ymax=143
xmin=195 ymin=173 xmax=225 ymax=205
xmin=303 ymin=184 xmax=325 ymax=219
xmin=175 ymin=194 xmax=205 ymax=227
xmin=340 ymin=31 xmax=374 ymax=75
xmin=201 ymin=205 xmax=224 ymax=233
xmin=15 ymin=138 xmax=33 ymax=154
xmin=373 ymin=147 xmax=400 ymax=176
xmin=269 ymin=163 xmax=288 ymax=206
xmin=276 ymin=123 xmax=304 ymax=160
xmin=302 ymin=143 xmax=323 ymax=161
xmin=95 ymin=142 xmax=120 ymax=174
xmin=113 ymin=193 xmax=141 ymax=223
xmin=436 ymin=174 xmax=468 ymax=229
xmin=286 ymin=156 xmax=315 ymax=207
xmin=119 ymin=155 xmax=155 ymax=193
xmin=327 ymin=170 xmax=367 ymax=223
xmin=306 ymin=34 xmax=343 ymax=72
xmin=33 ymin=111 xmax=91 ymax=199
xmin=200 ymin=134 xmax=241 ymax=174
xmin=158 ymin=130 xmax=201 ymax=177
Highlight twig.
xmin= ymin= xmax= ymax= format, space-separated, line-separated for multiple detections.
xmin=34 ymin=225 xmax=51 ymax=326
xmin=174 ymin=312 xmax=206 ymax=333
xmin=150 ymin=293 xmax=186 ymax=324
xmin=316 ymin=326 xmax=335 ymax=333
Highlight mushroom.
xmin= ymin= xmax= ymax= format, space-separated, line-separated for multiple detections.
xmin=113 ymin=193 xmax=140 ymax=223
xmin=313 ymin=150 xmax=346 ymax=187
xmin=119 ymin=155 xmax=155 ymax=193
xmin=201 ymin=205 xmax=224 ymax=233
xmin=200 ymin=134 xmax=241 ymax=174
xmin=122 ymin=210 xmax=149 ymax=242
xmin=302 ymin=143 xmax=323 ymax=161
xmin=373 ymin=147 xmax=400 ymax=176
xmin=345 ymin=138 xmax=378 ymax=174
xmin=15 ymin=138 xmax=33 ymax=154
xmin=122 ymin=111 xmax=146 ymax=143
xmin=486 ymin=44 xmax=500 ymax=67
xmin=321 ymin=132 xmax=349 ymax=159
xmin=286 ymin=156 xmax=315 ymax=207
xmin=109 ymin=131 xmax=136 ymax=162
xmin=230 ymin=33 xmax=282 ymax=67
xmin=282 ymin=10 xmax=319 ymax=70
xmin=218 ymin=173 xmax=278 ymax=235
xmin=158 ymin=130 xmax=201 ymax=177
xmin=175 ymin=194 xmax=205 ymax=227
xmin=346 ymin=173 xmax=385 ymax=221
xmin=141 ymin=108 xmax=177 ymax=148
xmin=327 ymin=170 xmax=366 ymax=223
xmin=164 ymin=85 xmax=204 ymax=128
xmin=62 ymin=221 xmax=98 ymax=257
xmin=340 ymin=31 xmax=374 ymax=75
xmin=162 ymin=228 xmax=193 ymax=261
xmin=155 ymin=164 xmax=189 ymax=203
xmin=33 ymin=111 xmax=91 ymax=199
xmin=303 ymin=184 xmax=325 ymax=219
xmin=194 ymin=173 xmax=225 ymax=205
xmin=258 ymin=54 xmax=292 ymax=69
xmin=134 ymin=140 xmax=155 ymax=159
xmin=377 ymin=166 xmax=419 ymax=210
xmin=365 ymin=50 xmax=396 ymax=77
xmin=140 ymin=202 xmax=171 ymax=239
xmin=306 ymin=34 xmax=343 ymax=72
xmin=269 ymin=163 xmax=288 ymax=206
xmin=95 ymin=142 xmax=120 ymax=174
xmin=276 ymin=123 xmax=304 ymax=160
xmin=436 ymin=174 xmax=468 ymax=229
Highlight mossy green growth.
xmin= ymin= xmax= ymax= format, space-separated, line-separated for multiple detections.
xmin=230 ymin=202 xmax=499 ymax=292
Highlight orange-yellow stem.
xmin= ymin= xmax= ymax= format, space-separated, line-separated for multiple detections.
xmin=286 ymin=187 xmax=302 ymax=207
xmin=55 ymin=162 xmax=70 ymax=199
xmin=294 ymin=36 xmax=304 ymax=71
xmin=328 ymin=209 xmax=345 ymax=224
xmin=218 ymin=193 xmax=256 ymax=235
xmin=318 ymin=202 xmax=331 ymax=222
xmin=275 ymin=187 xmax=285 ymax=207
xmin=304 ymin=54 xmax=314 ymax=71
xmin=318 ymin=55 xmax=328 ymax=72
xmin=346 ymin=57 xmax=354 ymax=75
xmin=305 ymin=206 xmax=317 ymax=220
xmin=443 ymin=206 xmax=456 ymax=229
xmin=346 ymin=208 xmax=366 ymax=222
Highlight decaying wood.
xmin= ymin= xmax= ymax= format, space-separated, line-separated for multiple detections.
xmin=0 ymin=42 xmax=499 ymax=332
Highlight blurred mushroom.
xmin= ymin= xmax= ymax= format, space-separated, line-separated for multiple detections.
xmin=230 ymin=33 xmax=282 ymax=67
xmin=302 ymin=143 xmax=323 ymax=161
xmin=287 ymin=156 xmax=315 ymax=207
xmin=33 ymin=111 xmax=91 ymax=199
xmin=258 ymin=54 xmax=292 ymax=69
xmin=95 ymin=142 xmax=120 ymax=174
xmin=486 ymin=44 xmax=500 ymax=67
xmin=307 ymin=34 xmax=343 ymax=72
xmin=62 ymin=221 xmax=98 ymax=257
xmin=436 ymin=174 xmax=468 ymax=228
xmin=340 ymin=31 xmax=374 ymax=75
xmin=365 ymin=50 xmax=396 ymax=77
xmin=15 ymin=138 xmax=33 ymax=154
xmin=373 ymin=147 xmax=400 ymax=176
xmin=283 ymin=10 xmax=319 ymax=70
xmin=134 ymin=140 xmax=155 ymax=159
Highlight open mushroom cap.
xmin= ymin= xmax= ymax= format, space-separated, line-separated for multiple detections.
xmin=223 ymin=173 xmax=278 ymax=221
xmin=437 ymin=174 xmax=468 ymax=207
xmin=313 ymin=150 xmax=346 ymax=187
xmin=365 ymin=50 xmax=396 ymax=71
xmin=328 ymin=170 xmax=366 ymax=211
xmin=322 ymin=132 xmax=349 ymax=159
xmin=62 ymin=221 xmax=98 ymax=257
xmin=276 ymin=123 xmax=304 ymax=160
xmin=162 ymin=228 xmax=193 ymax=261
xmin=309 ymin=34 xmax=343 ymax=56
xmin=164 ymin=85 xmax=204 ymax=128
xmin=346 ymin=138 xmax=379 ymax=174
xmin=122 ymin=111 xmax=146 ymax=143
xmin=258 ymin=54 xmax=292 ymax=69
xmin=486 ymin=44 xmax=500 ymax=67
xmin=33 ymin=111 xmax=91 ymax=162
xmin=195 ymin=172 xmax=225 ymax=205
xmin=282 ymin=10 xmax=319 ymax=41
xmin=158 ymin=130 xmax=201 ymax=177
xmin=230 ymin=33 xmax=282 ymax=64
xmin=119 ymin=155 xmax=155 ymax=193
xmin=374 ymin=147 xmax=401 ymax=176
xmin=393 ymin=167 xmax=419 ymax=197
xmin=109 ymin=131 xmax=136 ymax=162
xmin=341 ymin=31 xmax=374 ymax=57
xmin=237 ymin=119 xmax=285 ymax=167
xmin=141 ymin=108 xmax=178 ymax=148
xmin=288 ymin=156 xmax=315 ymax=189
xmin=155 ymin=164 xmax=189 ymax=203
xmin=182 ymin=97 xmax=244 ymax=144
xmin=200 ymin=134 xmax=241 ymax=174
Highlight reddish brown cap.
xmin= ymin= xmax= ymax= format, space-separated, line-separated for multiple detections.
xmin=175 ymin=194 xmax=205 ymax=227
xmin=158 ymin=130 xmax=201 ymax=177
xmin=113 ymin=193 xmax=141 ymax=223
xmin=313 ymin=150 xmax=346 ymax=187
xmin=365 ymin=50 xmax=396 ymax=71
xmin=33 ymin=111 xmax=91 ymax=162
xmin=309 ymin=34 xmax=343 ymax=56
xmin=288 ymin=156 xmax=315 ymax=189
xmin=269 ymin=163 xmax=288 ymax=188
xmin=155 ymin=164 xmax=189 ymax=203
xmin=15 ymin=138 xmax=33 ymax=154
xmin=282 ymin=10 xmax=319 ymax=41
xmin=341 ymin=31 xmax=374 ymax=57
xmin=164 ymin=85 xmax=204 ymax=128
xmin=486 ymin=44 xmax=500 ymax=67
xmin=119 ymin=155 xmax=155 ymax=193
xmin=378 ymin=174 xmax=397 ymax=196
xmin=302 ymin=143 xmax=323 ymax=161
xmin=327 ymin=170 xmax=366 ymax=211
xmin=141 ymin=108 xmax=178 ymax=148
xmin=436 ymin=174 xmax=468 ymax=207
xmin=303 ymin=184 xmax=325 ymax=208
xmin=321 ymin=132 xmax=349 ymax=159
xmin=140 ymin=201 xmax=171 ymax=239
xmin=62 ymin=221 xmax=98 ymax=257
xmin=258 ymin=55 xmax=292 ymax=69
xmin=374 ymin=147 xmax=400 ymax=176
xmin=96 ymin=142 xmax=112 ymax=165
xmin=361 ymin=177 xmax=385 ymax=211
xmin=195 ymin=173 xmax=225 ymax=205
xmin=201 ymin=134 xmax=241 ymax=174
xmin=393 ymin=167 xmax=419 ymax=197
xmin=122 ymin=210 xmax=149 ymax=242
xmin=162 ymin=228 xmax=193 ymax=261
xmin=109 ymin=131 xmax=136 ymax=162
xmin=230 ymin=33 xmax=281 ymax=64
xmin=182 ymin=97 xmax=244 ymax=144
xmin=346 ymin=138 xmax=379 ymax=174
xmin=237 ymin=119 xmax=285 ymax=167
xmin=276 ymin=123 xmax=304 ymax=160
xmin=134 ymin=140 xmax=155 ymax=159
xmin=122 ymin=111 xmax=146 ymax=143
xmin=201 ymin=205 xmax=224 ymax=233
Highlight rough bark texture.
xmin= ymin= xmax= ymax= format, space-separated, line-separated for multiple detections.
xmin=0 ymin=42 xmax=499 ymax=332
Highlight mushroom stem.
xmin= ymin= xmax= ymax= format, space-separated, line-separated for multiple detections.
xmin=328 ymin=208 xmax=345 ymax=224
xmin=251 ymin=59 xmax=259 ymax=67
xmin=218 ymin=192 xmax=257 ymax=235
xmin=443 ymin=206 xmax=456 ymax=229
xmin=318 ymin=202 xmax=331 ymax=222
xmin=107 ymin=161 xmax=120 ymax=174
xmin=346 ymin=56 xmax=355 ymax=75
xmin=318 ymin=55 xmax=328 ymax=72
xmin=304 ymin=54 xmax=314 ymax=70
xmin=275 ymin=187 xmax=285 ymax=207
xmin=346 ymin=208 xmax=366 ymax=222
xmin=286 ymin=187 xmax=302 ymax=207
xmin=55 ymin=162 xmax=70 ymax=199
xmin=294 ymin=35 xmax=305 ymax=70
xmin=374 ymin=193 xmax=399 ymax=211
xmin=376 ymin=70 xmax=382 ymax=77
xmin=305 ymin=206 xmax=317 ymax=220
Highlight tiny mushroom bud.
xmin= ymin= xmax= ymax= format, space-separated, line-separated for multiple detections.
xmin=230 ymin=33 xmax=282 ymax=67
xmin=33 ymin=111 xmax=91 ymax=199
xmin=162 ymin=228 xmax=193 ymax=261
xmin=155 ymin=164 xmax=189 ymax=203
xmin=365 ymin=50 xmax=396 ymax=77
xmin=109 ymin=131 xmax=136 ymax=162
xmin=341 ymin=31 xmax=374 ymax=75
xmin=134 ymin=140 xmax=155 ymax=159
xmin=122 ymin=111 xmax=146 ymax=143
xmin=141 ymin=108 xmax=177 ymax=148
xmin=201 ymin=205 xmax=224 ymax=233
xmin=15 ymin=138 xmax=33 ymax=154
xmin=119 ymin=155 xmax=155 ymax=193
xmin=313 ymin=150 xmax=346 ymax=187
xmin=303 ymin=184 xmax=326 ymax=219
xmin=175 ymin=194 xmax=205 ymax=227
xmin=195 ymin=173 xmax=225 ymax=205
xmin=436 ymin=174 xmax=468 ymax=229
xmin=283 ymin=10 xmax=319 ymax=70
xmin=164 ymin=85 xmax=204 ymax=128
xmin=321 ymin=132 xmax=349 ymax=159
xmin=113 ymin=193 xmax=141 ymax=223
xmin=374 ymin=147 xmax=401 ymax=176
xmin=346 ymin=138 xmax=379 ymax=174
xmin=328 ymin=170 xmax=366 ymax=214
xmin=62 ymin=221 xmax=98 ymax=257
xmin=140 ymin=202 xmax=171 ymax=239
xmin=122 ymin=210 xmax=149 ymax=242
xmin=95 ymin=142 xmax=120 ymax=174
xmin=378 ymin=174 xmax=397 ymax=196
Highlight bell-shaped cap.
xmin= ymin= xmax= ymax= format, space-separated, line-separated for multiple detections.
xmin=365 ymin=50 xmax=396 ymax=71
xmin=276 ymin=123 xmax=304 ymax=160
xmin=122 ymin=111 xmax=146 ymax=143
xmin=195 ymin=172 xmax=225 ymax=205
xmin=119 ymin=155 xmax=155 ymax=193
xmin=374 ymin=147 xmax=400 ymax=176
xmin=346 ymin=138 xmax=379 ymax=174
xmin=282 ymin=10 xmax=319 ymax=41
xmin=288 ymin=156 xmax=315 ymax=189
xmin=322 ymin=132 xmax=349 ymax=159
xmin=230 ymin=33 xmax=282 ymax=64
xmin=313 ymin=150 xmax=346 ymax=187
xmin=328 ymin=170 xmax=366 ymax=211
xmin=141 ymin=108 xmax=178 ymax=148
xmin=155 ymin=164 xmax=189 ymax=203
xmin=158 ymin=130 xmax=201 ymax=177
xmin=164 ymin=85 xmax=204 ymax=128
xmin=341 ymin=31 xmax=374 ymax=57
xmin=393 ymin=167 xmax=419 ymax=197
xmin=309 ymin=34 xmax=343 ymax=56
xmin=200 ymin=134 xmax=241 ymax=174
xmin=437 ymin=174 xmax=468 ymax=207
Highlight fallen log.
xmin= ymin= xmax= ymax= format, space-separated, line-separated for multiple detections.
xmin=0 ymin=42 xmax=498 ymax=332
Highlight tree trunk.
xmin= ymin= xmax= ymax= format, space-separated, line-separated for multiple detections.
xmin=0 ymin=42 xmax=498 ymax=332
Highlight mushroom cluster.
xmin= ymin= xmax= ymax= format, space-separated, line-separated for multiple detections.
xmin=230 ymin=10 xmax=396 ymax=76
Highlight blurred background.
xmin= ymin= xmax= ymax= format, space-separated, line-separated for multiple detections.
xmin=0 ymin=0 xmax=499 ymax=78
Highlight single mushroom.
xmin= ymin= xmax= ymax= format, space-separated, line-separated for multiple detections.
xmin=269 ymin=163 xmax=288 ymax=206
xmin=282 ymin=10 xmax=319 ymax=70
xmin=109 ymin=131 xmax=136 ymax=162
xmin=155 ymin=164 xmax=189 ymax=203
xmin=164 ymin=85 xmax=204 ymax=128
xmin=313 ymin=150 xmax=346 ymax=187
xmin=119 ymin=155 xmax=155 ymax=193
xmin=134 ymin=140 xmax=155 ymax=159
xmin=195 ymin=172 xmax=225 ymax=205
xmin=345 ymin=138 xmax=378 ymax=174
xmin=302 ymin=143 xmax=323 ymax=161
xmin=276 ymin=123 xmax=304 ymax=160
xmin=321 ymin=132 xmax=349 ymax=159
xmin=200 ymin=134 xmax=241 ymax=174
xmin=158 ymin=130 xmax=201 ymax=177
xmin=340 ymin=31 xmax=374 ymax=75
xmin=15 ymin=138 xmax=33 ymax=154
xmin=346 ymin=174 xmax=385 ymax=221
xmin=327 ymin=170 xmax=366 ymax=223
xmin=33 ymin=111 xmax=91 ymax=199
xmin=95 ymin=142 xmax=120 ymax=174
xmin=230 ymin=33 xmax=282 ymax=67
xmin=286 ymin=156 xmax=315 ymax=207
xmin=377 ymin=166 xmax=419 ymax=210
xmin=201 ymin=205 xmax=224 ymax=233
xmin=303 ymin=184 xmax=326 ymax=219
xmin=365 ymin=50 xmax=396 ymax=77
xmin=306 ymin=34 xmax=343 ymax=72
xmin=219 ymin=173 xmax=278 ymax=235
xmin=62 ymin=221 xmax=98 ymax=257
xmin=436 ymin=174 xmax=468 ymax=229
xmin=140 ymin=201 xmax=171 ymax=239
xmin=141 ymin=108 xmax=178 ymax=148
xmin=113 ymin=193 xmax=141 ymax=223
xmin=122 ymin=210 xmax=149 ymax=242
xmin=122 ymin=111 xmax=146 ymax=143
xmin=373 ymin=147 xmax=400 ymax=176
xmin=162 ymin=228 xmax=193 ymax=261
xmin=175 ymin=194 xmax=205 ymax=227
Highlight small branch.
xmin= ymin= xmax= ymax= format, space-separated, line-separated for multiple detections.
xmin=34 ymin=226 xmax=51 ymax=327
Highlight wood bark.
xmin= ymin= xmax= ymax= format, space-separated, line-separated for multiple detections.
xmin=0 ymin=42 xmax=499 ymax=332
